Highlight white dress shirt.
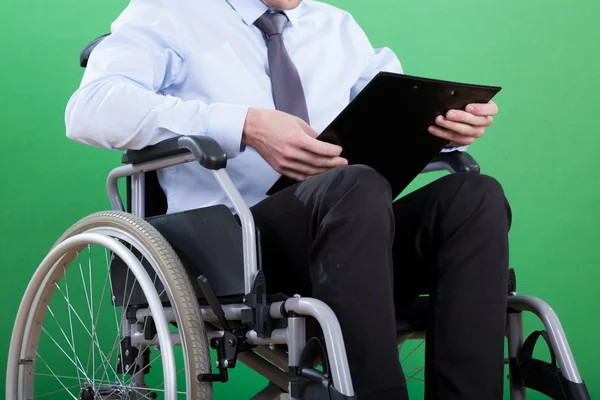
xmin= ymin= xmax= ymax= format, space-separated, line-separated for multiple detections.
xmin=65 ymin=0 xmax=408 ymax=213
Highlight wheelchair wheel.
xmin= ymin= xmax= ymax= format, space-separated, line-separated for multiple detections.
xmin=7 ymin=211 xmax=212 ymax=400
xmin=398 ymin=337 xmax=426 ymax=395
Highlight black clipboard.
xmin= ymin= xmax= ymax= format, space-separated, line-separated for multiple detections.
xmin=266 ymin=72 xmax=502 ymax=197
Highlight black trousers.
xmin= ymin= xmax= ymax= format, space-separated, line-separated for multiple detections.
xmin=250 ymin=165 xmax=512 ymax=399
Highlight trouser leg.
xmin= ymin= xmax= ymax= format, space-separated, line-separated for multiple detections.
xmin=392 ymin=173 xmax=512 ymax=400
xmin=251 ymin=165 xmax=407 ymax=399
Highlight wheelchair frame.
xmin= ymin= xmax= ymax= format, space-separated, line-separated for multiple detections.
xmin=5 ymin=31 xmax=592 ymax=399
xmin=7 ymin=137 xmax=591 ymax=400
xmin=100 ymin=135 xmax=589 ymax=400
xmin=106 ymin=147 xmax=356 ymax=398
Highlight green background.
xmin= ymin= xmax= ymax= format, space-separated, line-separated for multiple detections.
xmin=1 ymin=0 xmax=599 ymax=398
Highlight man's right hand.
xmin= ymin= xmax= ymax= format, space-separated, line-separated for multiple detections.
xmin=242 ymin=108 xmax=348 ymax=181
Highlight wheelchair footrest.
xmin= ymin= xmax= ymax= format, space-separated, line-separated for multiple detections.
xmin=290 ymin=368 xmax=356 ymax=400
xmin=290 ymin=337 xmax=356 ymax=400
xmin=511 ymin=330 xmax=591 ymax=400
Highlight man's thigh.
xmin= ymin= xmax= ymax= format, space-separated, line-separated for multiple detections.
xmin=391 ymin=172 xmax=510 ymax=301
xmin=249 ymin=166 xmax=439 ymax=298
xmin=249 ymin=170 xmax=336 ymax=296
xmin=249 ymin=164 xmax=395 ymax=297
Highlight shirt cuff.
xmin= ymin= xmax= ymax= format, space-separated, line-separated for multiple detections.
xmin=206 ymin=103 xmax=250 ymax=158
xmin=441 ymin=145 xmax=469 ymax=153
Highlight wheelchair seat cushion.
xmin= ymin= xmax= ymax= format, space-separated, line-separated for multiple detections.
xmin=110 ymin=205 xmax=246 ymax=306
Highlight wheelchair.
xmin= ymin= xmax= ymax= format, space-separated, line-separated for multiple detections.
xmin=5 ymin=34 xmax=592 ymax=400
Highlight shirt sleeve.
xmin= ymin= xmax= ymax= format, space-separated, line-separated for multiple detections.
xmin=64 ymin=0 xmax=249 ymax=158
xmin=350 ymin=46 xmax=403 ymax=101
xmin=347 ymin=15 xmax=468 ymax=153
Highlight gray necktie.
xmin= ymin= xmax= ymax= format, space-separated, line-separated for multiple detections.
xmin=255 ymin=12 xmax=310 ymax=124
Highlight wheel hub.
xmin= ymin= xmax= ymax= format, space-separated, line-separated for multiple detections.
xmin=79 ymin=383 xmax=134 ymax=400
xmin=79 ymin=385 xmax=94 ymax=400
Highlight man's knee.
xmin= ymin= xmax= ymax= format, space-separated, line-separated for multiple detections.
xmin=441 ymin=173 xmax=512 ymax=229
xmin=296 ymin=164 xmax=395 ymax=228
xmin=321 ymin=164 xmax=393 ymax=206
xmin=333 ymin=164 xmax=391 ymax=191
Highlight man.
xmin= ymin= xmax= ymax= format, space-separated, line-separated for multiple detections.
xmin=65 ymin=0 xmax=511 ymax=398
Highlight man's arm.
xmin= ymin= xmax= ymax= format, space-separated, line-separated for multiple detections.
xmin=350 ymin=46 xmax=403 ymax=101
xmin=346 ymin=15 xmax=492 ymax=152
xmin=65 ymin=0 xmax=249 ymax=158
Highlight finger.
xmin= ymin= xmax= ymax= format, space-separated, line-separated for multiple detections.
xmin=428 ymin=125 xmax=476 ymax=146
xmin=281 ymin=145 xmax=347 ymax=169
xmin=281 ymin=160 xmax=332 ymax=177
xmin=279 ymin=168 xmax=310 ymax=182
xmin=298 ymin=134 xmax=343 ymax=157
xmin=435 ymin=116 xmax=486 ymax=138
xmin=465 ymin=101 xmax=498 ymax=117
xmin=445 ymin=110 xmax=493 ymax=127
xmin=290 ymin=149 xmax=348 ymax=168
xmin=297 ymin=119 xmax=320 ymax=139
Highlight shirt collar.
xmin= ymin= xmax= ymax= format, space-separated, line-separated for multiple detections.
xmin=227 ymin=0 xmax=300 ymax=28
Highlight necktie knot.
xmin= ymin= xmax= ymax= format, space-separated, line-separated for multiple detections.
xmin=254 ymin=12 xmax=289 ymax=38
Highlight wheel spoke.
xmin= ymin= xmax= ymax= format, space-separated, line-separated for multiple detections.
xmin=101 ymin=286 xmax=167 ymax=374
xmin=401 ymin=340 xmax=424 ymax=363
xmin=153 ymin=367 xmax=186 ymax=390
xmin=126 ymin=352 xmax=164 ymax=388
xmin=33 ymin=382 xmax=82 ymax=398
xmin=44 ymin=301 xmax=88 ymax=380
xmin=126 ymin=386 xmax=154 ymax=400
xmin=54 ymin=281 xmax=117 ymax=381
xmin=76 ymin=251 xmax=92 ymax=326
xmin=88 ymin=244 xmax=96 ymax=390
xmin=92 ymin=254 xmax=121 ymax=384
xmin=125 ymin=385 xmax=188 ymax=395
xmin=405 ymin=366 xmax=424 ymax=381
xmin=34 ymin=372 xmax=104 ymax=383
xmin=133 ymin=271 xmax=160 ymax=370
xmin=62 ymin=264 xmax=82 ymax=385
xmin=77 ymin=250 xmax=95 ymax=380
xmin=105 ymin=248 xmax=121 ymax=336
xmin=39 ymin=324 xmax=89 ymax=380
xmin=34 ymin=350 xmax=79 ymax=400
xmin=24 ymin=222 xmax=197 ymax=399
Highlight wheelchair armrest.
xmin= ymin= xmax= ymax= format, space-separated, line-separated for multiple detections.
xmin=122 ymin=136 xmax=228 ymax=170
xmin=80 ymin=33 xmax=110 ymax=67
xmin=422 ymin=151 xmax=481 ymax=174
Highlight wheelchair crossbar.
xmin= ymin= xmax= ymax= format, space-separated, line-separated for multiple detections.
xmin=250 ymin=383 xmax=285 ymax=400
xmin=136 ymin=305 xmax=249 ymax=323
xmin=136 ymin=298 xmax=355 ymax=397
xmin=247 ymin=329 xmax=288 ymax=345
xmin=253 ymin=346 xmax=289 ymax=370
xmin=130 ymin=331 xmax=182 ymax=348
xmin=238 ymin=351 xmax=289 ymax=391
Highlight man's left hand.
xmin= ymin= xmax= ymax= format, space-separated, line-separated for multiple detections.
xmin=428 ymin=101 xmax=498 ymax=147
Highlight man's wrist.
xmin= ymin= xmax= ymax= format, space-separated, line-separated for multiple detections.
xmin=242 ymin=108 xmax=260 ymax=147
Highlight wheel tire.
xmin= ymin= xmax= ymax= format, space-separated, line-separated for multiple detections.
xmin=55 ymin=211 xmax=213 ymax=400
